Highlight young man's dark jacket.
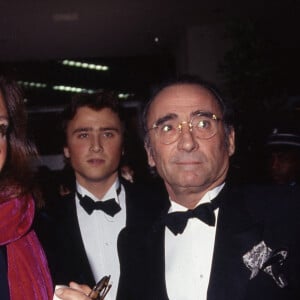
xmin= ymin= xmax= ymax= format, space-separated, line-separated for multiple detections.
xmin=35 ymin=179 xmax=165 ymax=289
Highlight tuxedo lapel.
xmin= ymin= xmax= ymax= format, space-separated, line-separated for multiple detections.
xmin=208 ymin=186 xmax=264 ymax=300
xmin=117 ymin=187 xmax=170 ymax=300
xmin=147 ymin=223 xmax=169 ymax=299
xmin=58 ymin=193 xmax=95 ymax=286
xmin=117 ymin=218 xmax=168 ymax=300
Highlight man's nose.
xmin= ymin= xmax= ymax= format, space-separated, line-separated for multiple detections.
xmin=270 ymin=155 xmax=281 ymax=170
xmin=90 ymin=135 xmax=103 ymax=152
xmin=177 ymin=124 xmax=198 ymax=152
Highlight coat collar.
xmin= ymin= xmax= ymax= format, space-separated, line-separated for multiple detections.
xmin=207 ymin=185 xmax=264 ymax=300
xmin=144 ymin=184 xmax=265 ymax=300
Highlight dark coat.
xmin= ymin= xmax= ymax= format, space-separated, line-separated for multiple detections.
xmin=117 ymin=184 xmax=300 ymax=300
xmin=35 ymin=180 xmax=164 ymax=289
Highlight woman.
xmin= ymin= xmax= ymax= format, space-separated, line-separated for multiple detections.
xmin=0 ymin=76 xmax=53 ymax=299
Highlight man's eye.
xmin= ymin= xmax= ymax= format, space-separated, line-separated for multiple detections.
xmin=78 ymin=133 xmax=88 ymax=139
xmin=197 ymin=119 xmax=211 ymax=129
xmin=161 ymin=124 xmax=174 ymax=133
xmin=103 ymin=131 xmax=114 ymax=138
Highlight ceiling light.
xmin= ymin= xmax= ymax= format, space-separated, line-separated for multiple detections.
xmin=18 ymin=81 xmax=47 ymax=89
xmin=61 ymin=60 xmax=109 ymax=71
xmin=53 ymin=85 xmax=95 ymax=94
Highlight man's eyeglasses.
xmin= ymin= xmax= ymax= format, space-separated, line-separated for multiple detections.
xmin=88 ymin=275 xmax=112 ymax=300
xmin=147 ymin=111 xmax=222 ymax=145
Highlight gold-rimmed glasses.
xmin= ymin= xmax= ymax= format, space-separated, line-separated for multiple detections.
xmin=147 ymin=111 xmax=222 ymax=145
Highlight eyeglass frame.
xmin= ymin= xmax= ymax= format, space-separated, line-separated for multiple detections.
xmin=147 ymin=110 xmax=223 ymax=145
xmin=88 ymin=275 xmax=112 ymax=300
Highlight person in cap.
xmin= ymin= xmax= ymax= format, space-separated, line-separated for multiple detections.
xmin=265 ymin=127 xmax=300 ymax=186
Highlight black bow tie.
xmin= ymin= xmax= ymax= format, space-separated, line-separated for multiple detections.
xmin=77 ymin=186 xmax=121 ymax=217
xmin=164 ymin=201 xmax=217 ymax=235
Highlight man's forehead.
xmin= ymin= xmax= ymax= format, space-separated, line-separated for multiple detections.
xmin=151 ymin=84 xmax=218 ymax=107
xmin=148 ymin=102 xmax=221 ymax=122
xmin=153 ymin=104 xmax=208 ymax=116
xmin=155 ymin=83 xmax=214 ymax=99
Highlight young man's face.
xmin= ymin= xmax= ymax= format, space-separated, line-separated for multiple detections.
xmin=0 ymin=92 xmax=8 ymax=172
xmin=145 ymin=83 xmax=235 ymax=198
xmin=64 ymin=106 xmax=123 ymax=189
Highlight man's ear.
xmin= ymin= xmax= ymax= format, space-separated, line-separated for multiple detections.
xmin=63 ymin=146 xmax=70 ymax=158
xmin=228 ymin=128 xmax=235 ymax=157
xmin=144 ymin=142 xmax=156 ymax=167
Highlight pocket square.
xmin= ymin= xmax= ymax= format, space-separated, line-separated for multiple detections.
xmin=243 ymin=241 xmax=288 ymax=288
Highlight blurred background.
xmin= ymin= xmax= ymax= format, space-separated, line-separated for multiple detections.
xmin=0 ymin=0 xmax=299 ymax=183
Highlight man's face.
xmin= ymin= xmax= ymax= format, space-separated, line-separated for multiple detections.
xmin=0 ymin=92 xmax=8 ymax=172
xmin=145 ymin=83 xmax=235 ymax=196
xmin=269 ymin=150 xmax=299 ymax=184
xmin=64 ymin=106 xmax=123 ymax=188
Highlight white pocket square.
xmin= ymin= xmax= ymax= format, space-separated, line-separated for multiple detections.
xmin=243 ymin=241 xmax=288 ymax=288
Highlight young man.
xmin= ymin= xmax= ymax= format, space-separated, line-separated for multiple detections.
xmin=37 ymin=91 xmax=157 ymax=300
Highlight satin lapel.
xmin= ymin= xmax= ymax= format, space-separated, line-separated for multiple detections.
xmin=147 ymin=222 xmax=169 ymax=300
xmin=61 ymin=194 xmax=95 ymax=286
xmin=118 ymin=181 xmax=169 ymax=299
xmin=207 ymin=186 xmax=264 ymax=300
xmin=117 ymin=215 xmax=169 ymax=299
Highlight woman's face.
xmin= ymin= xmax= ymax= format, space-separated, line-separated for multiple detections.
xmin=0 ymin=91 xmax=8 ymax=172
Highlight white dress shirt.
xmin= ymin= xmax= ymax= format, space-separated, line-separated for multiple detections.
xmin=76 ymin=179 xmax=126 ymax=300
xmin=165 ymin=184 xmax=224 ymax=300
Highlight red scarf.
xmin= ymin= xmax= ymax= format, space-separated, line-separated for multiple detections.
xmin=0 ymin=195 xmax=53 ymax=300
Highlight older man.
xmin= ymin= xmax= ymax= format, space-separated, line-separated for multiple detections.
xmin=116 ymin=76 xmax=300 ymax=300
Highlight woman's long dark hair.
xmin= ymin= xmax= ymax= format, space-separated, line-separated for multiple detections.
xmin=0 ymin=76 xmax=37 ymax=200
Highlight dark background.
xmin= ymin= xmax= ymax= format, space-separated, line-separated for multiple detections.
xmin=1 ymin=0 xmax=300 ymax=184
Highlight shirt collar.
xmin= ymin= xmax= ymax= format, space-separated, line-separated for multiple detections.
xmin=76 ymin=178 xmax=121 ymax=204
xmin=169 ymin=182 xmax=225 ymax=213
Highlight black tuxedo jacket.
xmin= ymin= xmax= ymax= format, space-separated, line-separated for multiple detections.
xmin=117 ymin=184 xmax=300 ymax=300
xmin=35 ymin=180 xmax=162 ymax=288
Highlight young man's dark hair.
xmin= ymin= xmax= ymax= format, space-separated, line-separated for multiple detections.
xmin=61 ymin=91 xmax=125 ymax=145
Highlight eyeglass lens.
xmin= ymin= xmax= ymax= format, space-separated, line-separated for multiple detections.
xmin=156 ymin=114 xmax=218 ymax=144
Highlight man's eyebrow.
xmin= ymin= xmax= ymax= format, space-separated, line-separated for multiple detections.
xmin=154 ymin=113 xmax=178 ymax=126
xmin=99 ymin=127 xmax=120 ymax=132
xmin=72 ymin=127 xmax=92 ymax=135
xmin=190 ymin=110 xmax=214 ymax=117
xmin=72 ymin=126 xmax=120 ymax=135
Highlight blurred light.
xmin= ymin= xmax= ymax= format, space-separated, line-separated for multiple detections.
xmin=18 ymin=81 xmax=47 ymax=89
xmin=118 ymin=93 xmax=134 ymax=99
xmin=18 ymin=80 xmax=133 ymax=99
xmin=53 ymin=85 xmax=95 ymax=94
xmin=61 ymin=60 xmax=109 ymax=71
